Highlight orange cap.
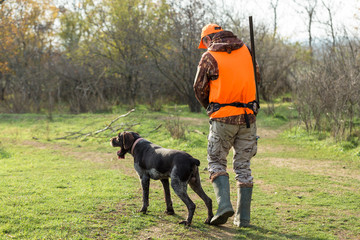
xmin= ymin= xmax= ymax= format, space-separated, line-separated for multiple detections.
xmin=198 ymin=23 xmax=223 ymax=49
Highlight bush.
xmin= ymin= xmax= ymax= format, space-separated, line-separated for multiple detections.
xmin=165 ymin=116 xmax=186 ymax=139
xmin=342 ymin=136 xmax=359 ymax=150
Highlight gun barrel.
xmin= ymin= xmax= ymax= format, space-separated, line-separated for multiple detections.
xmin=249 ymin=16 xmax=260 ymax=106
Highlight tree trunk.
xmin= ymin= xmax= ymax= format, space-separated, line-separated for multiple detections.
xmin=187 ymin=94 xmax=201 ymax=112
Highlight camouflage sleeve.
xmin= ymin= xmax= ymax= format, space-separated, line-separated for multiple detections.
xmin=193 ymin=52 xmax=218 ymax=110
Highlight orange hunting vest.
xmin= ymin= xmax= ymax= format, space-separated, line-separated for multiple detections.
xmin=208 ymin=46 xmax=256 ymax=118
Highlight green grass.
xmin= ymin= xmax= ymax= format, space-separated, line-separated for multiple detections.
xmin=256 ymin=102 xmax=298 ymax=129
xmin=1 ymin=104 xmax=359 ymax=239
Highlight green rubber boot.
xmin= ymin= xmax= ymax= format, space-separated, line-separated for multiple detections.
xmin=210 ymin=175 xmax=235 ymax=225
xmin=233 ymin=186 xmax=253 ymax=227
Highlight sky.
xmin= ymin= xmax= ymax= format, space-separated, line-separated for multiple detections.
xmin=219 ymin=0 xmax=359 ymax=42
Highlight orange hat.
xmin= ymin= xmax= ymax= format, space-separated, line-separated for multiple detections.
xmin=198 ymin=23 xmax=223 ymax=49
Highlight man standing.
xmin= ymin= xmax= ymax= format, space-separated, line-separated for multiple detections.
xmin=193 ymin=24 xmax=259 ymax=227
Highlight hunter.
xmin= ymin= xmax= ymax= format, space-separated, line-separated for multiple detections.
xmin=193 ymin=23 xmax=260 ymax=227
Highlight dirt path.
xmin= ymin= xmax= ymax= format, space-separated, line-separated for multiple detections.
xmin=255 ymin=126 xmax=360 ymax=182
xmin=21 ymin=139 xmax=139 ymax=179
xmin=258 ymin=157 xmax=360 ymax=181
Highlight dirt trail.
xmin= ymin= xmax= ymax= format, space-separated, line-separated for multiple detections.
xmin=21 ymin=139 xmax=139 ymax=179
xmin=255 ymin=126 xmax=360 ymax=182
xmin=258 ymin=157 xmax=360 ymax=181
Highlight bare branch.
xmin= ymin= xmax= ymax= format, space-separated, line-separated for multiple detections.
xmin=150 ymin=124 xmax=163 ymax=132
xmin=55 ymin=109 xmax=135 ymax=140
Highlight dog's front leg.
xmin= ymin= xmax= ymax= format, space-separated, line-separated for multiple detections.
xmin=140 ymin=175 xmax=150 ymax=214
xmin=160 ymin=179 xmax=175 ymax=215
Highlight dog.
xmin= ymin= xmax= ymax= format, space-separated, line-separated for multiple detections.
xmin=110 ymin=131 xmax=213 ymax=226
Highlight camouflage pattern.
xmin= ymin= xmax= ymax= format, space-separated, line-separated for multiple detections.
xmin=207 ymin=121 xmax=257 ymax=185
xmin=193 ymin=30 xmax=260 ymax=125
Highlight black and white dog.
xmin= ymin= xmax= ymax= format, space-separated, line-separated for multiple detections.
xmin=110 ymin=131 xmax=213 ymax=225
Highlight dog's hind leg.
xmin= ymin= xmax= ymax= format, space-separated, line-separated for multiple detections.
xmin=171 ymin=177 xmax=195 ymax=226
xmin=160 ymin=178 xmax=175 ymax=215
xmin=140 ymin=175 xmax=150 ymax=214
xmin=189 ymin=167 xmax=214 ymax=224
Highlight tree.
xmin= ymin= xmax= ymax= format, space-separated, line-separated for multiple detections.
xmin=0 ymin=0 xmax=58 ymax=113
xmin=320 ymin=0 xmax=338 ymax=49
xmin=270 ymin=0 xmax=280 ymax=38
xmin=293 ymin=0 xmax=318 ymax=55
xmin=146 ymin=0 xmax=210 ymax=112
xmin=255 ymin=27 xmax=300 ymax=111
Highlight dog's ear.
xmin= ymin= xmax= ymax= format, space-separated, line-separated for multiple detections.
xmin=122 ymin=131 xmax=135 ymax=150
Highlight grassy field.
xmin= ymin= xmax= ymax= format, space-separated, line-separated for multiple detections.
xmin=0 ymin=104 xmax=359 ymax=239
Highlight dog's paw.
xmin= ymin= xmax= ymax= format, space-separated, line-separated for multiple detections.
xmin=178 ymin=220 xmax=191 ymax=226
xmin=139 ymin=208 xmax=147 ymax=214
xmin=165 ymin=209 xmax=175 ymax=215
xmin=204 ymin=216 xmax=213 ymax=225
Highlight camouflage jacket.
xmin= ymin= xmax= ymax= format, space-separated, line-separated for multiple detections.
xmin=193 ymin=31 xmax=260 ymax=125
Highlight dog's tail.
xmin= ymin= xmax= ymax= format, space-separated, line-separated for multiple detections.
xmin=192 ymin=158 xmax=200 ymax=166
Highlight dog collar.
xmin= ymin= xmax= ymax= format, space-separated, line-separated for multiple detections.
xmin=131 ymin=138 xmax=143 ymax=155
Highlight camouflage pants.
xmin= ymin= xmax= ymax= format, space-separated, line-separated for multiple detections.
xmin=207 ymin=120 xmax=257 ymax=185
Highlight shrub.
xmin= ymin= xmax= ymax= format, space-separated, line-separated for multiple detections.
xmin=165 ymin=116 xmax=186 ymax=139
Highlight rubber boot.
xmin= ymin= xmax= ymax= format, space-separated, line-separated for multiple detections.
xmin=210 ymin=175 xmax=234 ymax=225
xmin=233 ymin=186 xmax=253 ymax=227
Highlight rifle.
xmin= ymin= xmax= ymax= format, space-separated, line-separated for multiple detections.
xmin=249 ymin=16 xmax=260 ymax=109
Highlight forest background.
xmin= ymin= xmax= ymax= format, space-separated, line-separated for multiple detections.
xmin=1 ymin=0 xmax=360 ymax=141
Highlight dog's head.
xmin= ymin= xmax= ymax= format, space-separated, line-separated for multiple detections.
xmin=110 ymin=131 xmax=140 ymax=159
